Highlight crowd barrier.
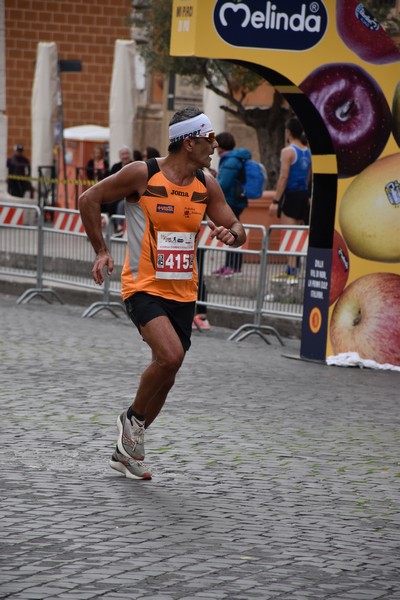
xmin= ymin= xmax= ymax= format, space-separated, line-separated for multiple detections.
xmin=0 ymin=202 xmax=308 ymax=340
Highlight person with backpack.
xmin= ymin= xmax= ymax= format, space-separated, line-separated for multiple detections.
xmin=213 ymin=132 xmax=251 ymax=276
xmin=79 ymin=106 xmax=246 ymax=480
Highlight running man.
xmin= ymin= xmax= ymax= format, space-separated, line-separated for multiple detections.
xmin=79 ymin=106 xmax=246 ymax=480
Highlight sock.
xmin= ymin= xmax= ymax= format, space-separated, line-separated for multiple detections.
xmin=127 ymin=407 xmax=145 ymax=424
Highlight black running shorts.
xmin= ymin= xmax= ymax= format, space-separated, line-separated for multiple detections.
xmin=125 ymin=292 xmax=195 ymax=352
xmin=280 ymin=190 xmax=310 ymax=224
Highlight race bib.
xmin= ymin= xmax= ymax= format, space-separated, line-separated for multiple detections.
xmin=156 ymin=231 xmax=196 ymax=280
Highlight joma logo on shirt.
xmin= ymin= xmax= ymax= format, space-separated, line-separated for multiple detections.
xmin=171 ymin=190 xmax=189 ymax=197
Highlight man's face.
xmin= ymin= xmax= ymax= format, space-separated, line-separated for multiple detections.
xmin=119 ymin=149 xmax=132 ymax=165
xmin=192 ymin=136 xmax=217 ymax=169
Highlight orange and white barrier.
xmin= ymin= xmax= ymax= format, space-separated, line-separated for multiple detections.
xmin=0 ymin=206 xmax=24 ymax=225
xmin=279 ymin=228 xmax=309 ymax=253
xmin=53 ymin=211 xmax=85 ymax=233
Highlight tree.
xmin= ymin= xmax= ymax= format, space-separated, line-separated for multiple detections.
xmin=131 ymin=0 xmax=291 ymax=188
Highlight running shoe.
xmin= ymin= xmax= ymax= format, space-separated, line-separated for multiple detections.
xmin=117 ymin=410 xmax=145 ymax=460
xmin=192 ymin=315 xmax=211 ymax=330
xmin=109 ymin=447 xmax=151 ymax=480
xmin=212 ymin=266 xmax=239 ymax=277
xmin=286 ymin=275 xmax=299 ymax=285
xmin=271 ymin=272 xmax=289 ymax=281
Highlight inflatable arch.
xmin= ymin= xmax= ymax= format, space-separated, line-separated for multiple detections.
xmin=171 ymin=0 xmax=400 ymax=367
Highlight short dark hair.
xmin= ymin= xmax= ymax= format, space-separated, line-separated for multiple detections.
xmin=215 ymin=132 xmax=235 ymax=151
xmin=285 ymin=117 xmax=304 ymax=140
xmin=146 ymin=146 xmax=160 ymax=159
xmin=168 ymin=106 xmax=203 ymax=153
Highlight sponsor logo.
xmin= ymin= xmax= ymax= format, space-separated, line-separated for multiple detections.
xmin=355 ymin=3 xmax=380 ymax=31
xmin=213 ymin=0 xmax=328 ymax=51
xmin=183 ymin=207 xmax=203 ymax=218
xmin=156 ymin=204 xmax=175 ymax=213
xmin=385 ymin=181 xmax=400 ymax=207
xmin=171 ymin=190 xmax=189 ymax=197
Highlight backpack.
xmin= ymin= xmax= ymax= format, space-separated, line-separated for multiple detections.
xmin=238 ymin=159 xmax=267 ymax=199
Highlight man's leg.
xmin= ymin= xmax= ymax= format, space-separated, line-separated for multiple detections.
xmin=116 ymin=314 xmax=186 ymax=462
xmin=281 ymin=212 xmax=298 ymax=273
xmin=132 ymin=315 xmax=186 ymax=427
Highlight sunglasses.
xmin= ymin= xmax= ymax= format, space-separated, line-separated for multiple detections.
xmin=190 ymin=131 xmax=216 ymax=143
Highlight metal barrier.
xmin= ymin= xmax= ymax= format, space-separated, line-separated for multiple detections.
xmin=262 ymin=224 xmax=308 ymax=318
xmin=82 ymin=214 xmax=127 ymax=318
xmin=0 ymin=201 xmax=63 ymax=304
xmin=227 ymin=224 xmax=309 ymax=344
xmin=197 ymin=222 xmax=284 ymax=345
xmin=0 ymin=203 xmax=308 ymax=331
xmin=37 ymin=207 xmax=125 ymax=318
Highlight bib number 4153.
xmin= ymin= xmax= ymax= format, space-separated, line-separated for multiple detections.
xmin=156 ymin=231 xmax=195 ymax=280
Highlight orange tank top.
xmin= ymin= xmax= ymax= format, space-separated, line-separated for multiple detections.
xmin=121 ymin=159 xmax=208 ymax=302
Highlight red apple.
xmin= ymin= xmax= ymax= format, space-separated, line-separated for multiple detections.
xmin=300 ymin=63 xmax=392 ymax=178
xmin=336 ymin=0 xmax=400 ymax=65
xmin=329 ymin=230 xmax=350 ymax=305
xmin=330 ymin=272 xmax=400 ymax=365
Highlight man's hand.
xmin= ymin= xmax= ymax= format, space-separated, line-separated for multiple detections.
xmin=92 ymin=251 xmax=114 ymax=285
xmin=269 ymin=202 xmax=279 ymax=217
xmin=207 ymin=220 xmax=237 ymax=246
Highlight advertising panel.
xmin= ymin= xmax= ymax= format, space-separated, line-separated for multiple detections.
xmin=171 ymin=0 xmax=400 ymax=367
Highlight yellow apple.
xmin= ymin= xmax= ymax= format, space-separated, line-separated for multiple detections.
xmin=339 ymin=153 xmax=400 ymax=262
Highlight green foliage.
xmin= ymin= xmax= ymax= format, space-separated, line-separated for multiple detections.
xmin=131 ymin=0 xmax=263 ymax=94
xmin=364 ymin=0 xmax=400 ymax=35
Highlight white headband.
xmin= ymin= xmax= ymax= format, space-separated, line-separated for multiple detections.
xmin=169 ymin=113 xmax=213 ymax=143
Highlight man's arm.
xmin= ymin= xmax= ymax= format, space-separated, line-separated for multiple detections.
xmin=203 ymin=172 xmax=246 ymax=248
xmin=79 ymin=161 xmax=148 ymax=284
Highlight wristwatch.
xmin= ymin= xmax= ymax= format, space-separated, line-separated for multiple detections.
xmin=229 ymin=229 xmax=239 ymax=242
xmin=272 ymin=199 xmax=280 ymax=205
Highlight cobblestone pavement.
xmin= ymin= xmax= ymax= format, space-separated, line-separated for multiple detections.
xmin=1 ymin=293 xmax=399 ymax=600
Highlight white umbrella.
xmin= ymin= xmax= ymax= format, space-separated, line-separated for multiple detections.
xmin=31 ymin=42 xmax=58 ymax=193
xmin=109 ymin=40 xmax=137 ymax=167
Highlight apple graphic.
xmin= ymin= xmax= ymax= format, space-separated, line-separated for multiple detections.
xmin=299 ymin=63 xmax=392 ymax=178
xmin=336 ymin=0 xmax=400 ymax=65
xmin=330 ymin=272 xmax=400 ymax=365
xmin=329 ymin=229 xmax=350 ymax=306
xmin=339 ymin=153 xmax=400 ymax=262
xmin=393 ymin=81 xmax=400 ymax=148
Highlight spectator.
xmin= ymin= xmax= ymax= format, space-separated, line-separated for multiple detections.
xmin=105 ymin=146 xmax=135 ymax=234
xmin=7 ymin=144 xmax=33 ymax=198
xmin=269 ymin=117 xmax=312 ymax=283
xmin=86 ymin=145 xmax=109 ymax=182
xmin=213 ymin=132 xmax=251 ymax=276
xmin=142 ymin=146 xmax=160 ymax=160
